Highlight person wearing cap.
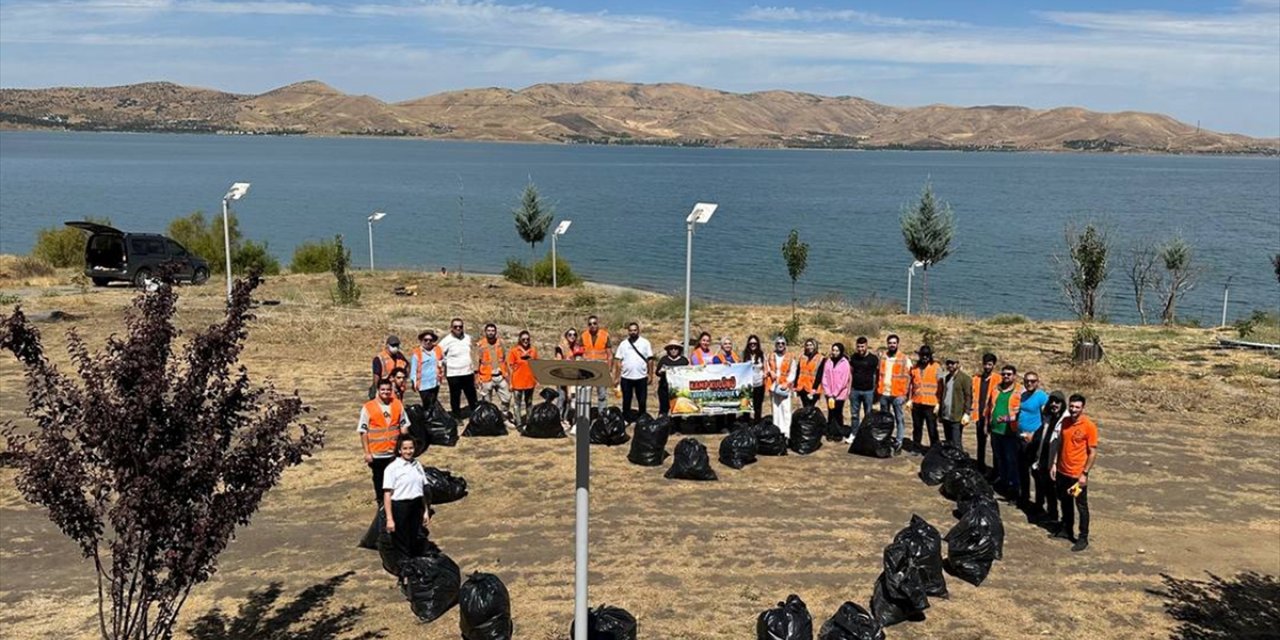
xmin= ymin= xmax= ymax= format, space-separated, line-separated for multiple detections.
xmin=656 ymin=338 xmax=689 ymax=416
xmin=371 ymin=335 xmax=409 ymax=400
xmin=765 ymin=336 xmax=798 ymax=434
xmin=988 ymin=364 xmax=1023 ymax=498
xmin=938 ymin=358 xmax=973 ymax=446
xmin=907 ymin=345 xmax=943 ymax=454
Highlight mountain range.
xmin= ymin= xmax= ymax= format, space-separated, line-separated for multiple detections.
xmin=2 ymin=80 xmax=1275 ymax=154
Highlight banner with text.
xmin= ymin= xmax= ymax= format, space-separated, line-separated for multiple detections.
xmin=666 ymin=363 xmax=754 ymax=415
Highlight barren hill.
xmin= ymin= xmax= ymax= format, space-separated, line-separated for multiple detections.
xmin=2 ymin=79 xmax=1274 ymax=153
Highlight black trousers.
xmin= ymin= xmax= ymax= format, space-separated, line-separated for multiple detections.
xmin=827 ymin=399 xmax=846 ymax=431
xmin=388 ymin=497 xmax=428 ymax=558
xmin=446 ymin=373 xmax=477 ymax=418
xmin=657 ymin=379 xmax=671 ymax=416
xmin=418 ymin=387 xmax=439 ymax=410
xmin=620 ymin=377 xmax=648 ymax=421
xmin=976 ymin=418 xmax=993 ymax=471
xmin=1035 ymin=464 xmax=1059 ymax=519
xmin=798 ymin=391 xmax=820 ymax=408
xmin=368 ymin=456 xmax=393 ymax=505
xmin=751 ymin=386 xmax=765 ymax=421
xmin=911 ymin=404 xmax=939 ymax=449
xmin=942 ymin=419 xmax=963 ymax=445
xmin=1056 ymin=474 xmax=1090 ymax=539
xmin=1017 ymin=437 xmax=1035 ymax=503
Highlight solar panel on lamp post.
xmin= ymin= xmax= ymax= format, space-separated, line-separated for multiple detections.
xmin=221 ymin=182 xmax=250 ymax=299
xmin=683 ymin=203 xmax=717 ymax=351
xmin=367 ymin=211 xmax=386 ymax=271
xmin=552 ymin=220 xmax=572 ymax=289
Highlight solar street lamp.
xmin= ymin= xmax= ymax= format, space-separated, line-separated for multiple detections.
xmin=367 ymin=211 xmax=386 ymax=271
xmin=683 ymin=202 xmax=718 ymax=350
xmin=222 ymin=182 xmax=250 ymax=299
xmin=906 ymin=260 xmax=926 ymax=315
xmin=552 ymin=220 xmax=572 ymax=289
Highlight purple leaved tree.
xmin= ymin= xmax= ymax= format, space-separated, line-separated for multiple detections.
xmin=1 ymin=275 xmax=324 ymax=640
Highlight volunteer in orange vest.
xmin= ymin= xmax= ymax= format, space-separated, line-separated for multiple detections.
xmin=358 ymin=378 xmax=410 ymax=505
xmin=689 ymin=331 xmax=714 ymax=365
xmin=876 ymin=334 xmax=912 ymax=452
xmin=908 ymin=345 xmax=943 ymax=454
xmin=987 ymin=364 xmax=1023 ymax=498
xmin=409 ymin=331 xmax=444 ymax=409
xmin=765 ymin=336 xmax=798 ymax=435
xmin=795 ymin=338 xmax=826 ymax=409
xmin=474 ymin=323 xmax=512 ymax=415
xmin=712 ymin=336 xmax=738 ymax=365
xmin=370 ymin=335 xmax=409 ymax=399
xmin=581 ymin=314 xmax=611 ymax=409
xmin=506 ymin=330 xmax=539 ymax=428
xmin=970 ymin=352 xmax=1001 ymax=474
xmin=1050 ymin=393 xmax=1098 ymax=552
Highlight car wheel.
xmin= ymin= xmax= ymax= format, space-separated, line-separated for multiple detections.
xmin=192 ymin=267 xmax=209 ymax=285
xmin=92 ymin=278 xmax=110 ymax=287
xmin=133 ymin=268 xmax=152 ymax=288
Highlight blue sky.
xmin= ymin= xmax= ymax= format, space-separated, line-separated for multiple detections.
xmin=1 ymin=0 xmax=1277 ymax=136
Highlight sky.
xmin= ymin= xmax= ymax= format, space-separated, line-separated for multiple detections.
xmin=1 ymin=0 xmax=1277 ymax=136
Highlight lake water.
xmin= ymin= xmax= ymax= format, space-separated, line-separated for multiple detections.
xmin=1 ymin=131 xmax=1277 ymax=323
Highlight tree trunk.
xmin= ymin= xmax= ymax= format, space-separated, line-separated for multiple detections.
xmin=1162 ymin=290 xmax=1176 ymax=325
xmin=791 ymin=280 xmax=797 ymax=322
xmin=922 ymin=270 xmax=930 ymax=314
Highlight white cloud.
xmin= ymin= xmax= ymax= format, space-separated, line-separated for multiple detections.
xmin=739 ymin=6 xmax=967 ymax=29
xmin=1039 ymin=8 xmax=1280 ymax=41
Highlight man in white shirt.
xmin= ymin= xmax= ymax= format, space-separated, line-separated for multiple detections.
xmin=612 ymin=321 xmax=654 ymax=422
xmin=437 ymin=317 xmax=478 ymax=419
xmin=767 ymin=336 xmax=798 ymax=435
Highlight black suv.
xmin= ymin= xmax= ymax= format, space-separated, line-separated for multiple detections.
xmin=67 ymin=221 xmax=210 ymax=287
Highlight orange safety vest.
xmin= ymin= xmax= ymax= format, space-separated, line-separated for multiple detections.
xmin=690 ymin=348 xmax=714 ymax=366
xmin=765 ymin=354 xmax=795 ymax=391
xmin=985 ymin=383 xmax=1024 ymax=427
xmin=363 ymin=398 xmax=404 ymax=456
xmin=475 ymin=339 xmax=509 ymax=383
xmin=712 ymin=351 xmax=737 ymax=364
xmin=582 ymin=329 xmax=610 ymax=362
xmin=507 ymin=344 xmax=539 ymax=390
xmin=970 ymin=372 xmax=999 ymax=423
xmin=909 ymin=362 xmax=941 ymax=406
xmin=878 ymin=352 xmax=910 ymax=397
xmin=375 ymin=348 xmax=408 ymax=381
xmin=796 ymin=353 xmax=825 ymax=394
xmin=411 ymin=345 xmax=443 ymax=389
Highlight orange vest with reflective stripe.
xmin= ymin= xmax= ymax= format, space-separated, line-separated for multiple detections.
xmin=878 ymin=352 xmax=910 ymax=397
xmin=582 ymin=329 xmax=610 ymax=361
xmin=411 ymin=345 xmax=443 ymax=389
xmin=765 ymin=354 xmax=795 ymax=391
xmin=363 ymin=398 xmax=404 ymax=456
xmin=910 ymin=362 xmax=941 ymax=406
xmin=376 ymin=349 xmax=408 ymax=381
xmin=986 ymin=383 xmax=1023 ymax=427
xmin=796 ymin=353 xmax=824 ymax=394
xmin=507 ymin=345 xmax=539 ymax=390
xmin=690 ymin=348 xmax=715 ymax=366
xmin=476 ymin=339 xmax=508 ymax=383
xmin=713 ymin=351 xmax=737 ymax=364
xmin=970 ymin=373 xmax=998 ymax=422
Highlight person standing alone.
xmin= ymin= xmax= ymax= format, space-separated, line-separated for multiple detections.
xmin=1052 ymin=394 xmax=1098 ymax=552
xmin=613 ymin=322 xmax=654 ymax=422
xmin=438 ymin=318 xmax=478 ymax=419
xmin=877 ymin=334 xmax=912 ymax=451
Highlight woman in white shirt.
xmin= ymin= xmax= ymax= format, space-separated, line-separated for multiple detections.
xmin=382 ymin=434 xmax=431 ymax=558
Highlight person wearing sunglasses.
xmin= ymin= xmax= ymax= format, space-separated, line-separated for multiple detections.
xmin=438 ymin=318 xmax=478 ymax=419
xmin=741 ymin=335 xmax=766 ymax=421
xmin=1015 ymin=371 xmax=1050 ymax=508
xmin=987 ymin=364 xmax=1023 ymax=499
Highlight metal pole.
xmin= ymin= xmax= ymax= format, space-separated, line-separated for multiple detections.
xmin=906 ymin=266 xmax=914 ymax=315
xmin=573 ymin=385 xmax=591 ymax=640
xmin=222 ymin=199 xmax=233 ymax=299
xmin=683 ymin=221 xmax=694 ymax=351
xmin=1221 ymin=285 xmax=1230 ymax=328
xmin=552 ymin=234 xmax=558 ymax=289
xmin=368 ymin=220 xmax=375 ymax=271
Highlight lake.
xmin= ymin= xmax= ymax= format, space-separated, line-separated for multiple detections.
xmin=1 ymin=131 xmax=1277 ymax=323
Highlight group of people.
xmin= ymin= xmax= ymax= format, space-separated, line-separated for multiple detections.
xmin=357 ymin=318 xmax=1100 ymax=552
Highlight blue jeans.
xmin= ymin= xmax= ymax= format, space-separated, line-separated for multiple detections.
xmin=879 ymin=395 xmax=907 ymax=444
xmin=992 ymin=432 xmax=1022 ymax=494
xmin=850 ymin=390 xmax=875 ymax=433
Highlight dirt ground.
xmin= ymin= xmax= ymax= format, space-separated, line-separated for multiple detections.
xmin=1 ymin=269 xmax=1277 ymax=639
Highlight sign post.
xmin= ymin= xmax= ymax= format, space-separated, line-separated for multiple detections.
xmin=553 ymin=220 xmax=572 ymax=289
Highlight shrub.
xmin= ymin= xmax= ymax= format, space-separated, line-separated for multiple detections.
xmin=290 ymin=238 xmax=341 ymax=274
xmin=232 ymin=240 xmax=281 ymax=276
xmin=781 ymin=317 xmax=802 ymax=345
xmin=168 ymin=211 xmax=280 ymax=276
xmin=31 ymin=217 xmax=111 ymax=268
xmin=1234 ymin=309 xmax=1280 ymax=342
xmin=810 ymin=312 xmax=838 ymax=330
xmin=921 ymin=326 xmax=946 ymax=351
xmin=840 ymin=317 xmax=884 ymax=340
xmin=531 ymin=252 xmax=581 ymax=286
xmin=570 ymin=292 xmax=598 ymax=309
xmin=12 ymin=256 xmax=55 ymax=279
xmin=329 ymin=235 xmax=360 ymax=306
xmin=502 ymin=258 xmax=532 ymax=285
xmin=989 ymin=313 xmax=1029 ymax=326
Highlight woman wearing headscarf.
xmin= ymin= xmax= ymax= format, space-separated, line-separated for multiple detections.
xmin=821 ymin=342 xmax=851 ymax=439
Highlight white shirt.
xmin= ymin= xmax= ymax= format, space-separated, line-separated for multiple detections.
xmin=438 ymin=332 xmax=474 ymax=375
xmin=382 ymin=457 xmax=428 ymax=501
xmin=614 ymin=336 xmax=654 ymax=380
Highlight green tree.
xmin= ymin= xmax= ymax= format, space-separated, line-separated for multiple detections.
xmin=899 ymin=182 xmax=956 ymax=313
xmin=32 ymin=216 xmax=112 ymax=268
xmin=168 ymin=211 xmax=279 ymax=276
xmin=1158 ymin=235 xmax=1198 ymax=325
xmin=289 ymin=238 xmax=340 ymax=274
xmin=1059 ymin=223 xmax=1111 ymax=322
xmin=329 ymin=235 xmax=360 ymax=306
xmin=781 ymin=228 xmax=810 ymax=322
xmin=512 ymin=183 xmax=554 ymax=261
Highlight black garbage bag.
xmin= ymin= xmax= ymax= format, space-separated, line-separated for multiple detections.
xmin=817 ymin=601 xmax=885 ymax=640
xmin=569 ymin=605 xmax=637 ymax=640
xmin=358 ymin=508 xmax=385 ymax=550
xmin=789 ymin=407 xmax=825 ymax=455
xmin=459 ymin=572 xmax=513 ymax=640
xmin=718 ymin=427 xmax=759 ymax=469
xmin=590 ymin=407 xmax=631 ymax=446
xmin=752 ymin=420 xmax=789 ymax=456
xmin=408 ymin=401 xmax=459 ymax=448
xmin=376 ymin=530 xmax=403 ymax=577
xmin=464 ymin=401 xmax=508 ymax=437
xmin=850 ymin=411 xmax=895 ymax=458
xmin=869 ymin=541 xmax=929 ymax=627
xmin=823 ymin=411 xmax=852 ymax=442
xmin=757 ymin=594 xmax=813 ymax=640
xmin=679 ymin=414 xmax=723 ymax=435
xmin=892 ymin=515 xmax=948 ymax=598
xmin=953 ymin=495 xmax=1004 ymax=561
xmin=627 ymin=414 xmax=671 ymax=466
xmin=665 ymin=437 xmax=718 ymax=481
xmin=523 ymin=401 xmax=566 ymax=438
xmin=944 ymin=502 xmax=1003 ymax=586
xmin=939 ymin=467 xmax=994 ymax=502
xmin=423 ymin=466 xmax=469 ymax=504
xmin=919 ymin=442 xmax=970 ymax=486
xmin=403 ymin=552 xmax=461 ymax=623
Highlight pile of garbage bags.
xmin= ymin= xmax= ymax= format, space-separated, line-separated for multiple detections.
xmin=407 ymin=401 xmax=458 ymax=449
xmin=590 ymin=407 xmax=631 ymax=446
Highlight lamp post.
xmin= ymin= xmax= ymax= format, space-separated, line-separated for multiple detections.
xmin=552 ymin=220 xmax=572 ymax=289
xmin=1220 ymin=275 xmax=1233 ymax=328
xmin=906 ymin=260 xmax=925 ymax=315
xmin=682 ymin=203 xmax=718 ymax=351
xmin=367 ymin=211 xmax=386 ymax=271
xmin=221 ymin=182 xmax=250 ymax=299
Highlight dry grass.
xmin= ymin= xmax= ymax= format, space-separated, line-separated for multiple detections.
xmin=1 ymin=267 xmax=1278 ymax=639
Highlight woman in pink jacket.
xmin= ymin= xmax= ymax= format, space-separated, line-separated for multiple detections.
xmin=821 ymin=342 xmax=852 ymax=439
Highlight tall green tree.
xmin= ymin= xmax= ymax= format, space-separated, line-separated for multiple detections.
xmin=899 ymin=181 xmax=956 ymax=313
xmin=781 ymin=228 xmax=810 ymax=322
xmin=1059 ymin=223 xmax=1111 ymax=322
xmin=168 ymin=211 xmax=279 ymax=275
xmin=512 ymin=183 xmax=554 ymax=261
